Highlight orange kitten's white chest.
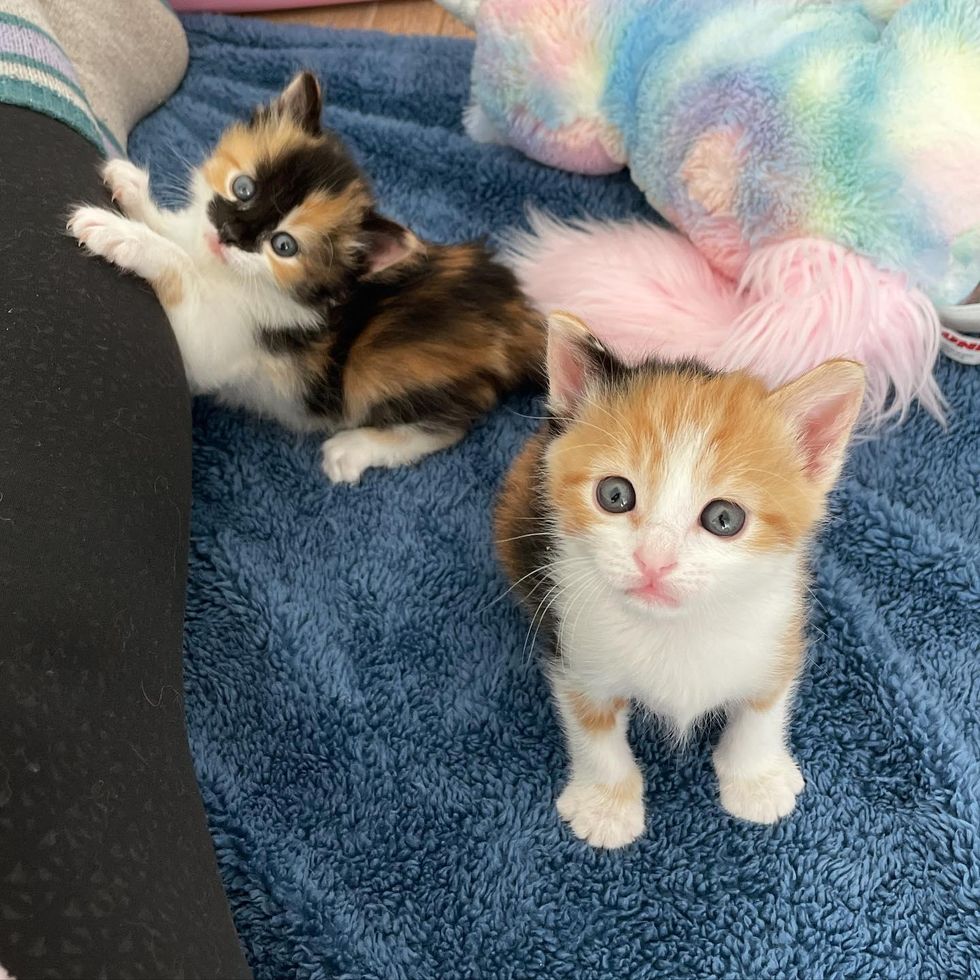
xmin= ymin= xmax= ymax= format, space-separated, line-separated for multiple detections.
xmin=551 ymin=548 xmax=802 ymax=733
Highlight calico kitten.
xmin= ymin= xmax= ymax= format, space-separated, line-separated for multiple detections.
xmin=67 ymin=72 xmax=543 ymax=483
xmin=495 ymin=312 xmax=864 ymax=848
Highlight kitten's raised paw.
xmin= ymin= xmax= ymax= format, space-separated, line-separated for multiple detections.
xmin=715 ymin=752 xmax=804 ymax=825
xmin=557 ymin=775 xmax=645 ymax=849
xmin=102 ymin=159 xmax=151 ymax=218
xmin=68 ymin=206 xmax=142 ymax=267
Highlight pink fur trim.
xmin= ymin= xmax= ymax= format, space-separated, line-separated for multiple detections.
xmin=722 ymin=239 xmax=945 ymax=425
xmin=505 ymin=217 xmax=944 ymax=426
xmin=504 ymin=213 xmax=743 ymax=364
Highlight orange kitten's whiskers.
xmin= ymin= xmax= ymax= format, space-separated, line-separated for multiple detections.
xmin=478 ymin=554 xmax=591 ymax=615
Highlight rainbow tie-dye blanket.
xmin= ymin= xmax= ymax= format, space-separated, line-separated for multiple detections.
xmin=443 ymin=0 xmax=980 ymax=313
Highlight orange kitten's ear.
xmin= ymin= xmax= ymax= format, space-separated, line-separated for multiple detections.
xmin=546 ymin=311 xmax=609 ymax=415
xmin=769 ymin=360 xmax=866 ymax=492
xmin=360 ymin=211 xmax=423 ymax=277
xmin=273 ymin=71 xmax=323 ymax=134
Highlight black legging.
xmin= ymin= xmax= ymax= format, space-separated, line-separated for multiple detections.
xmin=0 ymin=106 xmax=251 ymax=979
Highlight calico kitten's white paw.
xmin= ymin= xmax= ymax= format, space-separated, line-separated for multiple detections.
xmin=321 ymin=426 xmax=458 ymax=484
xmin=714 ymin=751 xmax=804 ymax=824
xmin=556 ymin=775 xmax=645 ymax=849
xmin=102 ymin=159 xmax=151 ymax=218
xmin=321 ymin=430 xmax=377 ymax=484
xmin=68 ymin=206 xmax=142 ymax=267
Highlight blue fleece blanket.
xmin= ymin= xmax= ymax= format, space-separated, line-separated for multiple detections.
xmin=129 ymin=15 xmax=980 ymax=979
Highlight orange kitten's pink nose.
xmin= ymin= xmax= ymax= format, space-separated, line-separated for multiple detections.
xmin=633 ymin=549 xmax=677 ymax=582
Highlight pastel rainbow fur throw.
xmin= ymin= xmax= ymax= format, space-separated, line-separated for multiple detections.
xmin=441 ymin=0 xmax=980 ymax=423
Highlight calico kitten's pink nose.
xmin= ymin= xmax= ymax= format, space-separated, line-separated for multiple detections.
xmin=633 ymin=548 xmax=677 ymax=582
xmin=205 ymin=230 xmax=226 ymax=261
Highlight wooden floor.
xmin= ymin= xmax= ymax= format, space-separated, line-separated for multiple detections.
xmin=260 ymin=1 xmax=472 ymax=37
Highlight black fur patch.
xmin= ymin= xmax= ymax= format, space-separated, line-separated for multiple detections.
xmin=362 ymin=371 xmax=506 ymax=432
xmin=208 ymin=139 xmax=362 ymax=253
xmin=295 ymin=241 xmax=540 ymax=429
xmin=259 ymin=322 xmax=329 ymax=356
xmin=210 ymin=85 xmax=543 ymax=437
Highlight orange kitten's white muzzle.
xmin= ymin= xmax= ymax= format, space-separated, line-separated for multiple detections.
xmin=628 ymin=550 xmax=681 ymax=607
xmin=628 ymin=581 xmax=681 ymax=608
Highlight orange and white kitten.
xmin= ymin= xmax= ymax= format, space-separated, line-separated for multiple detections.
xmin=495 ymin=312 xmax=865 ymax=848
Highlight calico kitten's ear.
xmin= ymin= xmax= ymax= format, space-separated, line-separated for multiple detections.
xmin=769 ymin=359 xmax=866 ymax=492
xmin=273 ymin=71 xmax=323 ymax=134
xmin=546 ymin=311 xmax=609 ymax=415
xmin=360 ymin=211 xmax=424 ymax=277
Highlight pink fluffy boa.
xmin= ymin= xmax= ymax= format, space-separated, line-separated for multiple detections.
xmin=507 ymin=215 xmax=946 ymax=426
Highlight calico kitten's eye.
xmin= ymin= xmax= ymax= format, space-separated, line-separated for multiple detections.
xmin=700 ymin=499 xmax=745 ymax=537
xmin=232 ymin=174 xmax=256 ymax=202
xmin=271 ymin=232 xmax=298 ymax=257
xmin=596 ymin=476 xmax=636 ymax=514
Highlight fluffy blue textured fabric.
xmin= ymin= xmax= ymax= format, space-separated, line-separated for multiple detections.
xmin=129 ymin=15 xmax=980 ymax=979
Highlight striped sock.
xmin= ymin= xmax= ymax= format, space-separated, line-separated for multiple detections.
xmin=0 ymin=0 xmax=187 ymax=155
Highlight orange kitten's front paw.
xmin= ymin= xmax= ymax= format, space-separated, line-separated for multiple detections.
xmin=714 ymin=752 xmax=804 ymax=824
xmin=557 ymin=774 xmax=645 ymax=849
xmin=102 ymin=159 xmax=151 ymax=218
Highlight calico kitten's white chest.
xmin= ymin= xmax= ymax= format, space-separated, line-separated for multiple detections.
xmin=169 ymin=272 xmax=322 ymax=430
xmin=554 ymin=563 xmax=799 ymax=733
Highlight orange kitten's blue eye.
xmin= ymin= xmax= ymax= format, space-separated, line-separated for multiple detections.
xmin=700 ymin=499 xmax=745 ymax=537
xmin=232 ymin=174 xmax=255 ymax=202
xmin=596 ymin=476 xmax=635 ymax=513
xmin=271 ymin=232 xmax=298 ymax=257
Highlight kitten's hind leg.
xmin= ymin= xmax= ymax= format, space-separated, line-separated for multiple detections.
xmin=552 ymin=685 xmax=645 ymax=849
xmin=321 ymin=425 xmax=463 ymax=484
xmin=68 ymin=206 xmax=192 ymax=300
